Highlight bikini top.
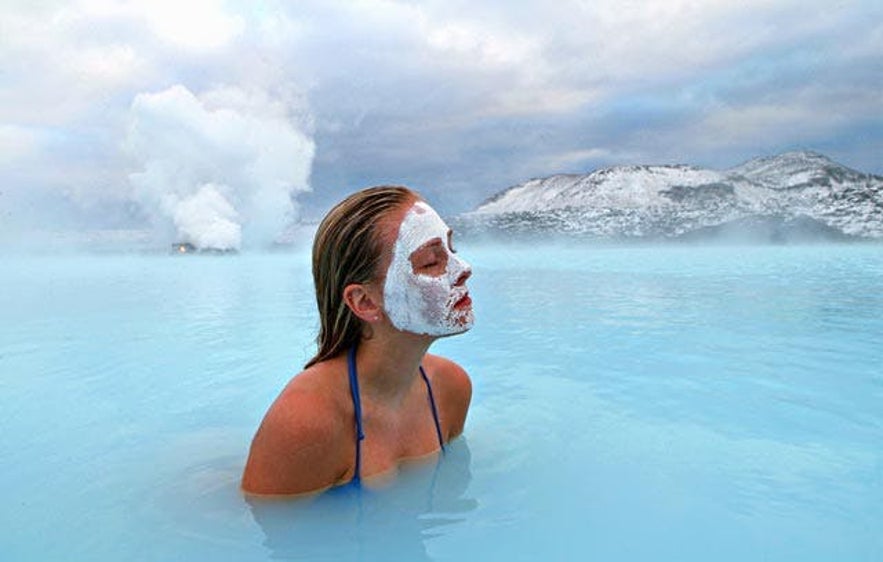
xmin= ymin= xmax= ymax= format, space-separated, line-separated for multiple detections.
xmin=346 ymin=346 xmax=445 ymax=485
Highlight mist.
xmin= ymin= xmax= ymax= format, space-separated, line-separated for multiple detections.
xmin=126 ymin=84 xmax=315 ymax=251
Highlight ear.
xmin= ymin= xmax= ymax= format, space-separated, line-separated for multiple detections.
xmin=342 ymin=283 xmax=383 ymax=323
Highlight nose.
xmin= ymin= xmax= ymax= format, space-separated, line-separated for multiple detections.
xmin=455 ymin=268 xmax=471 ymax=286
xmin=453 ymin=257 xmax=471 ymax=286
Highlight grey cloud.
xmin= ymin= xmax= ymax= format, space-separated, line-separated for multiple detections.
xmin=1 ymin=0 xmax=881 ymax=244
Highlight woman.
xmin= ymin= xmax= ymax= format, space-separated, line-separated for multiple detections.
xmin=242 ymin=186 xmax=473 ymax=496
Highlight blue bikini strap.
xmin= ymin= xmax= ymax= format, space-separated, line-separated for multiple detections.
xmin=420 ymin=366 xmax=446 ymax=451
xmin=347 ymin=346 xmax=365 ymax=484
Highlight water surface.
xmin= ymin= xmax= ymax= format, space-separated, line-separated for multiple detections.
xmin=1 ymin=244 xmax=881 ymax=560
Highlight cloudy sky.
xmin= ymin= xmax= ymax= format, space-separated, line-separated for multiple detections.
xmin=1 ymin=0 xmax=881 ymax=245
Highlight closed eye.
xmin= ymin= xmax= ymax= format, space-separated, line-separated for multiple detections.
xmin=410 ymin=238 xmax=449 ymax=276
xmin=410 ymin=239 xmax=447 ymax=273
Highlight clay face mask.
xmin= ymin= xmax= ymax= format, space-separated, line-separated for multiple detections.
xmin=383 ymin=201 xmax=473 ymax=336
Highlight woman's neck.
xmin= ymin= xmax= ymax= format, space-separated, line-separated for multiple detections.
xmin=354 ymin=332 xmax=432 ymax=405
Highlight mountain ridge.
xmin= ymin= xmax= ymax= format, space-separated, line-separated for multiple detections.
xmin=456 ymin=151 xmax=883 ymax=241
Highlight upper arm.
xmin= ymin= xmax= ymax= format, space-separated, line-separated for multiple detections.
xmin=241 ymin=389 xmax=348 ymax=496
xmin=425 ymin=355 xmax=472 ymax=440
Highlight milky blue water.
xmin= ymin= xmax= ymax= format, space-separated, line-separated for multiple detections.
xmin=2 ymin=243 xmax=882 ymax=561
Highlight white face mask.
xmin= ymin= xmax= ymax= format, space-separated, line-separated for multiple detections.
xmin=383 ymin=201 xmax=474 ymax=336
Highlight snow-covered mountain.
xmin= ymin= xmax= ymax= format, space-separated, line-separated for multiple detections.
xmin=455 ymin=151 xmax=883 ymax=241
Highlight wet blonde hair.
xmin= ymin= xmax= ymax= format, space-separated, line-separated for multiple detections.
xmin=304 ymin=185 xmax=418 ymax=369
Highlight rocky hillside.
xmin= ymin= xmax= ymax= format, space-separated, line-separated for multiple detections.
xmin=455 ymin=151 xmax=883 ymax=241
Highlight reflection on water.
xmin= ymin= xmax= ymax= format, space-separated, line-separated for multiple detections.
xmin=247 ymin=440 xmax=476 ymax=561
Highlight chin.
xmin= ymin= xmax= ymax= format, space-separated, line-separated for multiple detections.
xmin=399 ymin=307 xmax=474 ymax=338
xmin=439 ymin=311 xmax=474 ymax=337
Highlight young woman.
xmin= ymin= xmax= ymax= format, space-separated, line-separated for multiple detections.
xmin=241 ymin=186 xmax=473 ymax=496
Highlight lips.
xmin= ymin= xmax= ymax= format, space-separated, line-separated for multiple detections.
xmin=453 ymin=292 xmax=472 ymax=309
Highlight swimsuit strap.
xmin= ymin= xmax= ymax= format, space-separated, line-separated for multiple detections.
xmin=420 ymin=365 xmax=446 ymax=451
xmin=347 ymin=346 xmax=365 ymax=485
xmin=346 ymin=348 xmax=446 ymax=484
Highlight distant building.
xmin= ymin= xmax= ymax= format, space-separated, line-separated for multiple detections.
xmin=172 ymin=242 xmax=196 ymax=254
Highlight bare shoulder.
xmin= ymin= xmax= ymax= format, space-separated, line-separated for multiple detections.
xmin=241 ymin=361 xmax=351 ymax=496
xmin=422 ymin=353 xmax=472 ymax=395
xmin=422 ymin=353 xmax=473 ymax=440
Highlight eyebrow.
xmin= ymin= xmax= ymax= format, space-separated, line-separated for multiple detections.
xmin=414 ymin=236 xmax=444 ymax=253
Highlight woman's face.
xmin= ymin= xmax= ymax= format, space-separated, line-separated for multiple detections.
xmin=382 ymin=201 xmax=473 ymax=336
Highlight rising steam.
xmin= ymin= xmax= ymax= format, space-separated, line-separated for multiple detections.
xmin=126 ymin=84 xmax=314 ymax=250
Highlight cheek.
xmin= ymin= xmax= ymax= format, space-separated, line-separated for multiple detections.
xmin=411 ymin=275 xmax=452 ymax=312
xmin=384 ymin=267 xmax=446 ymax=315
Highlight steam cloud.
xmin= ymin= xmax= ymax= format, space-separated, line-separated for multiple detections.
xmin=126 ymin=84 xmax=314 ymax=250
